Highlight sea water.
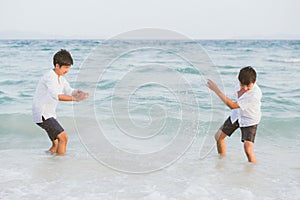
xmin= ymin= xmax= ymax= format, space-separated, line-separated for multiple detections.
xmin=0 ymin=39 xmax=299 ymax=199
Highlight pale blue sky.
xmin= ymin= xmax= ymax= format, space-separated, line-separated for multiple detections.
xmin=0 ymin=0 xmax=299 ymax=39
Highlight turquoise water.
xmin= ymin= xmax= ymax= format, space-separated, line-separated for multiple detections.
xmin=0 ymin=40 xmax=299 ymax=199
xmin=1 ymin=40 xmax=300 ymax=118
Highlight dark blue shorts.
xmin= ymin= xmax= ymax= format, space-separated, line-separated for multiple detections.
xmin=220 ymin=117 xmax=258 ymax=143
xmin=36 ymin=116 xmax=64 ymax=141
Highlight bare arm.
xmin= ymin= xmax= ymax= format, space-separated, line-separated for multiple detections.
xmin=58 ymin=90 xmax=89 ymax=102
xmin=58 ymin=94 xmax=76 ymax=101
xmin=206 ymin=79 xmax=240 ymax=109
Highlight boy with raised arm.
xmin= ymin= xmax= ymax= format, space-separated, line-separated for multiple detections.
xmin=207 ymin=66 xmax=262 ymax=162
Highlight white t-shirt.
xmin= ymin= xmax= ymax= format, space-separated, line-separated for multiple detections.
xmin=230 ymin=83 xmax=262 ymax=127
xmin=32 ymin=69 xmax=74 ymax=123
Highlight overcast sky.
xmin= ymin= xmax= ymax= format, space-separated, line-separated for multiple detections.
xmin=0 ymin=0 xmax=299 ymax=39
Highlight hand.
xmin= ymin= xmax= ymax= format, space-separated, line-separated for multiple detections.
xmin=72 ymin=90 xmax=89 ymax=102
xmin=206 ymin=79 xmax=220 ymax=93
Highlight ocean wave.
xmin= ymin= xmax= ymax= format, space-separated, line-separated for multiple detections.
xmin=176 ymin=67 xmax=200 ymax=75
xmin=217 ymin=65 xmax=239 ymax=69
xmin=0 ymin=80 xmax=27 ymax=86
xmin=267 ymin=58 xmax=300 ymax=63
xmin=1 ymin=113 xmax=299 ymax=137
xmin=0 ymin=114 xmax=77 ymax=136
xmin=0 ymin=96 xmax=16 ymax=104
xmin=97 ymin=80 xmax=117 ymax=90
xmin=19 ymin=92 xmax=32 ymax=98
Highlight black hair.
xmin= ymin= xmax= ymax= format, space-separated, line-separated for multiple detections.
xmin=53 ymin=49 xmax=73 ymax=67
xmin=238 ymin=66 xmax=257 ymax=85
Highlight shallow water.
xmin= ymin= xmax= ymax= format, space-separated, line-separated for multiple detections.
xmin=0 ymin=113 xmax=299 ymax=199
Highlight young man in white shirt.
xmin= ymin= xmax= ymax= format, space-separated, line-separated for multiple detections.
xmin=32 ymin=49 xmax=88 ymax=155
xmin=207 ymin=66 xmax=262 ymax=162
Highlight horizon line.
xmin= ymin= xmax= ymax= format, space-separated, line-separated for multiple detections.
xmin=0 ymin=30 xmax=299 ymax=40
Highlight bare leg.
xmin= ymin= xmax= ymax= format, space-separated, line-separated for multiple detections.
xmin=56 ymin=131 xmax=68 ymax=155
xmin=244 ymin=141 xmax=256 ymax=163
xmin=49 ymin=139 xmax=58 ymax=153
xmin=214 ymin=129 xmax=228 ymax=157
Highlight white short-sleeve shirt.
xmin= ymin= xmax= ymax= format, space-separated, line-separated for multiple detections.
xmin=230 ymin=83 xmax=262 ymax=127
xmin=32 ymin=69 xmax=74 ymax=123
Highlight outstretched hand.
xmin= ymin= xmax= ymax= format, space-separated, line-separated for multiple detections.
xmin=206 ymin=79 xmax=220 ymax=93
xmin=72 ymin=90 xmax=89 ymax=102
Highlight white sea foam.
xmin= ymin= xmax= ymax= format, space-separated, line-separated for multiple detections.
xmin=0 ymin=129 xmax=299 ymax=199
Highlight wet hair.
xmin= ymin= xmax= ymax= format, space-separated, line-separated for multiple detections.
xmin=238 ymin=66 xmax=256 ymax=85
xmin=53 ymin=49 xmax=73 ymax=67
